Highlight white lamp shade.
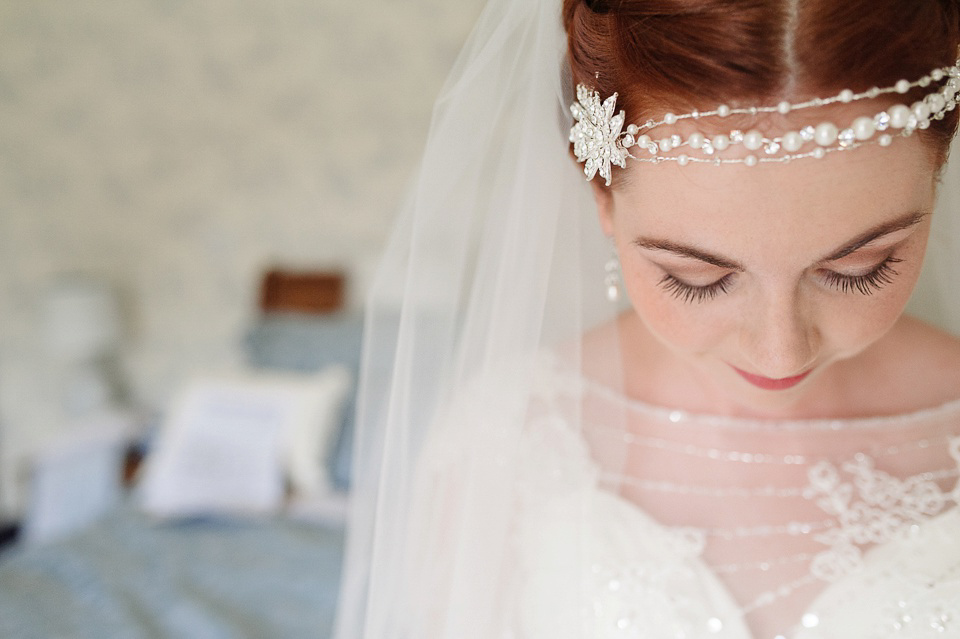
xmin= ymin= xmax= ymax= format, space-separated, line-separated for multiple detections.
xmin=43 ymin=277 xmax=121 ymax=362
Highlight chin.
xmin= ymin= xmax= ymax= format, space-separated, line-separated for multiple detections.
xmin=710 ymin=347 xmax=870 ymax=418
xmin=699 ymin=358 xmax=835 ymax=419
xmin=726 ymin=380 xmax=822 ymax=418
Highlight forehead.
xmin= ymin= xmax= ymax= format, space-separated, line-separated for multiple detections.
xmin=612 ymin=134 xmax=936 ymax=262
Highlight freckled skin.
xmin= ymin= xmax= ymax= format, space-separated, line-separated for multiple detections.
xmin=591 ymin=129 xmax=959 ymax=419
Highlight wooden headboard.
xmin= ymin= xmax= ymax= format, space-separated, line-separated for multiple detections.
xmin=258 ymin=269 xmax=345 ymax=314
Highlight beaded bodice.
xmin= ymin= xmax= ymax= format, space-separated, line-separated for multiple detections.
xmin=510 ymin=357 xmax=960 ymax=639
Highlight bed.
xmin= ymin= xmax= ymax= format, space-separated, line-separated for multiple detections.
xmin=0 ymin=505 xmax=344 ymax=638
xmin=0 ymin=271 xmax=362 ymax=639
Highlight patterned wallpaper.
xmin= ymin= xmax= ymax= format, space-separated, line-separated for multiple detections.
xmin=0 ymin=0 xmax=483 ymax=513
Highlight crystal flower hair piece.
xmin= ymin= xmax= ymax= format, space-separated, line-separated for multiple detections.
xmin=570 ymin=59 xmax=960 ymax=185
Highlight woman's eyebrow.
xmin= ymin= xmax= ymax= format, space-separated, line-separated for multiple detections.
xmin=632 ymin=238 xmax=743 ymax=270
xmin=632 ymin=210 xmax=929 ymax=270
xmin=820 ymin=210 xmax=930 ymax=262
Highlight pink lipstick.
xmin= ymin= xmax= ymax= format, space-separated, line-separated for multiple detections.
xmin=732 ymin=366 xmax=812 ymax=391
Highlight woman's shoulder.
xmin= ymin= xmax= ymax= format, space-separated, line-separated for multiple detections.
xmin=895 ymin=314 xmax=960 ymax=352
xmin=885 ymin=315 xmax=960 ymax=381
xmin=857 ymin=315 xmax=960 ymax=412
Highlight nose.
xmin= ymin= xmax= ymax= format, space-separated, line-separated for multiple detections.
xmin=740 ymin=287 xmax=820 ymax=378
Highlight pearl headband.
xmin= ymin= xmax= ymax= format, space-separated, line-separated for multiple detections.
xmin=569 ymin=58 xmax=960 ymax=185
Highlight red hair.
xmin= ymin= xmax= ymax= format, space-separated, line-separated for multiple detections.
xmin=563 ymin=0 xmax=960 ymax=174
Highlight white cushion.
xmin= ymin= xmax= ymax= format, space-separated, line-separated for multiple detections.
xmin=137 ymin=366 xmax=352 ymax=518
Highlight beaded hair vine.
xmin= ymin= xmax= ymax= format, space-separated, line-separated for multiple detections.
xmin=569 ymin=58 xmax=960 ymax=185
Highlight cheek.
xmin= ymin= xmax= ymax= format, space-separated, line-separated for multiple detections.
xmin=619 ymin=258 xmax=730 ymax=353
xmin=835 ymin=229 xmax=928 ymax=343
xmin=820 ymin=254 xmax=924 ymax=355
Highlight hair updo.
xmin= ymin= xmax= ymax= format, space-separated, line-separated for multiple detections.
xmin=563 ymin=0 xmax=960 ymax=175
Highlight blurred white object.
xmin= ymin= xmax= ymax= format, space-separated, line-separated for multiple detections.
xmin=137 ymin=366 xmax=352 ymax=519
xmin=42 ymin=276 xmax=123 ymax=418
xmin=283 ymin=365 xmax=351 ymax=497
xmin=21 ymin=412 xmax=133 ymax=545
xmin=43 ymin=277 xmax=121 ymax=361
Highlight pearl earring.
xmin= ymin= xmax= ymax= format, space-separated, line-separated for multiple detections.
xmin=604 ymin=249 xmax=621 ymax=302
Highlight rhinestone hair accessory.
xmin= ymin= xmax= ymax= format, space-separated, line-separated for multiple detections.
xmin=570 ymin=58 xmax=960 ymax=185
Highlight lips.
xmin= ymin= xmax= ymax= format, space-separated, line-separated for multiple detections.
xmin=731 ymin=366 xmax=813 ymax=391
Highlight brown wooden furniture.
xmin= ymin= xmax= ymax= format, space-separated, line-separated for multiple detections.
xmin=259 ymin=270 xmax=345 ymax=314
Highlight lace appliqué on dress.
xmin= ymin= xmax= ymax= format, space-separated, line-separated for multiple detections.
xmin=803 ymin=436 xmax=960 ymax=583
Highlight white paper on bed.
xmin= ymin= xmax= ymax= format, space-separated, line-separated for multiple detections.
xmin=138 ymin=366 xmax=351 ymax=518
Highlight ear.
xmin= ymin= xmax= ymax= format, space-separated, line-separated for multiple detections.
xmin=590 ymin=180 xmax=615 ymax=237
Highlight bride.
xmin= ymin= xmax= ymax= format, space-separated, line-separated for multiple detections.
xmin=335 ymin=0 xmax=960 ymax=637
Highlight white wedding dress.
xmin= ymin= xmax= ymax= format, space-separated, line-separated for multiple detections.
xmin=407 ymin=353 xmax=960 ymax=639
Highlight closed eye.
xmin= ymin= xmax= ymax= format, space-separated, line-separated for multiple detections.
xmin=658 ymin=254 xmax=904 ymax=303
xmin=820 ymin=256 xmax=903 ymax=295
xmin=658 ymin=273 xmax=734 ymax=303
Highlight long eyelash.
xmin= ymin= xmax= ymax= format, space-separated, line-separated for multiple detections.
xmin=823 ymin=257 xmax=903 ymax=295
xmin=658 ymin=273 xmax=733 ymax=303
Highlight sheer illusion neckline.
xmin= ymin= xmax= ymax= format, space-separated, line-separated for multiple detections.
xmin=522 ymin=361 xmax=960 ymax=638
xmin=572 ymin=467 xmax=960 ymax=639
xmin=559 ymin=358 xmax=960 ymax=432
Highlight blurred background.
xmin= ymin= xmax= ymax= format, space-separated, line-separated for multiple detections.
xmin=0 ymin=2 xmax=487 ymax=634
xmin=0 ymin=0 xmax=483 ymax=519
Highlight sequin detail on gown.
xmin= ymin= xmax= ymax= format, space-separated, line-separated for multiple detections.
xmin=510 ymin=355 xmax=960 ymax=639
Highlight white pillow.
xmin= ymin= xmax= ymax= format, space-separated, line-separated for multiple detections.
xmin=137 ymin=366 xmax=352 ymax=518
xmin=282 ymin=365 xmax=352 ymax=498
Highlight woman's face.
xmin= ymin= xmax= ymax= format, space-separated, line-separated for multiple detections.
xmin=596 ymin=131 xmax=938 ymax=415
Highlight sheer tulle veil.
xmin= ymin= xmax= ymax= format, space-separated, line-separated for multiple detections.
xmin=332 ymin=0 xmax=960 ymax=636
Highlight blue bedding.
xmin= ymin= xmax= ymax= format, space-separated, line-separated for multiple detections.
xmin=0 ymin=505 xmax=344 ymax=639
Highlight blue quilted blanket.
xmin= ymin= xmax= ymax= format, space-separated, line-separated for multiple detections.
xmin=0 ymin=506 xmax=344 ymax=638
